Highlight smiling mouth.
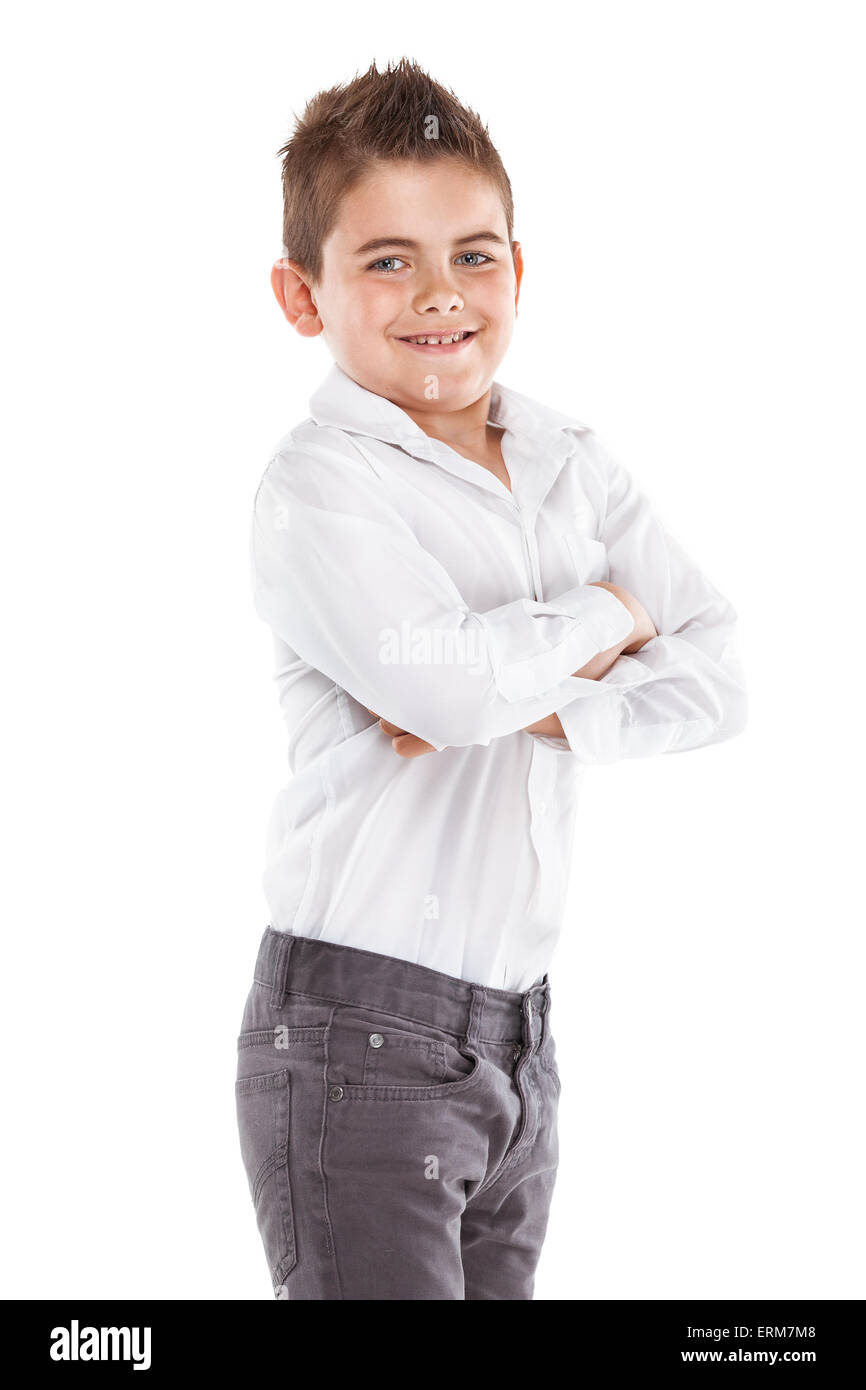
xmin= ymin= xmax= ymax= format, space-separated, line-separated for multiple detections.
xmin=397 ymin=329 xmax=478 ymax=348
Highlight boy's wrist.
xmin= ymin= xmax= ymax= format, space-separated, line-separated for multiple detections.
xmin=591 ymin=581 xmax=657 ymax=654
xmin=524 ymin=712 xmax=565 ymax=738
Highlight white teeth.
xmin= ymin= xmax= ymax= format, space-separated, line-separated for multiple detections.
xmin=404 ymin=331 xmax=470 ymax=345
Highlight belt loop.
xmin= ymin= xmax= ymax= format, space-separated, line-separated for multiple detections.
xmin=269 ymin=931 xmax=294 ymax=1010
xmin=540 ymin=982 xmax=551 ymax=1046
xmin=465 ymin=985 xmax=486 ymax=1046
xmin=522 ymin=993 xmax=534 ymax=1048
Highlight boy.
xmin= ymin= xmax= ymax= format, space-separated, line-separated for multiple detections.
xmin=235 ymin=58 xmax=747 ymax=1301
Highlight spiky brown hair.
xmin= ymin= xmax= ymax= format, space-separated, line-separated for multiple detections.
xmin=277 ymin=57 xmax=514 ymax=283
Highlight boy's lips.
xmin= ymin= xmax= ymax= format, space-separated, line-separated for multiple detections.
xmin=395 ymin=329 xmax=479 ymax=354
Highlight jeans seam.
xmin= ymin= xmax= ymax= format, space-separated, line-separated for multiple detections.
xmin=318 ymin=1004 xmax=342 ymax=1295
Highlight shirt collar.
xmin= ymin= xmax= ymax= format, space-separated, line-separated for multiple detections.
xmin=308 ymin=362 xmax=590 ymax=511
xmin=309 ymin=362 xmax=587 ymax=475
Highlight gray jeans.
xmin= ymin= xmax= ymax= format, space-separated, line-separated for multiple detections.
xmin=235 ymin=927 xmax=561 ymax=1299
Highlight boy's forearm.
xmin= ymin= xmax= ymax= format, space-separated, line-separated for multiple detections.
xmin=571 ymin=630 xmax=636 ymax=682
xmin=373 ymin=583 xmax=655 ymax=752
xmin=524 ymin=582 xmax=656 ymax=737
xmin=523 ymin=643 xmax=623 ymax=741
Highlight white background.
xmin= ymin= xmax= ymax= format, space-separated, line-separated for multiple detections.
xmin=2 ymin=1 xmax=863 ymax=1300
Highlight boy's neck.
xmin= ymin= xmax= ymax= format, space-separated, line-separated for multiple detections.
xmin=400 ymin=389 xmax=511 ymax=490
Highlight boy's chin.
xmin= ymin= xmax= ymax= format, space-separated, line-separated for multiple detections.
xmin=342 ymin=358 xmax=484 ymax=402
xmin=385 ymin=376 xmax=488 ymax=411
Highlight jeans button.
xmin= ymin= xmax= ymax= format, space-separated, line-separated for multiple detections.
xmin=328 ymin=1085 xmax=344 ymax=1101
xmin=368 ymin=1033 xmax=384 ymax=1048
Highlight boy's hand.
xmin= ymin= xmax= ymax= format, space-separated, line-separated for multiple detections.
xmin=523 ymin=711 xmax=566 ymax=738
xmin=368 ymin=711 xmax=438 ymax=758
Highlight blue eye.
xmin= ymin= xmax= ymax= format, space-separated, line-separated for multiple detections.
xmin=368 ymin=251 xmax=494 ymax=274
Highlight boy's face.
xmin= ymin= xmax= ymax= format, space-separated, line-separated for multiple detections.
xmin=279 ymin=159 xmax=523 ymax=416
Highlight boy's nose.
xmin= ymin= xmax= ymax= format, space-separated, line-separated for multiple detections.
xmin=412 ymin=282 xmax=465 ymax=315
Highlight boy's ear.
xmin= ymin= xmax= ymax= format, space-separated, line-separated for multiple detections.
xmin=512 ymin=241 xmax=524 ymax=316
xmin=270 ymin=258 xmax=323 ymax=337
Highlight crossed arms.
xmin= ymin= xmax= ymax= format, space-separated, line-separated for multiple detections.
xmin=370 ymin=580 xmax=659 ymax=757
xmin=251 ymin=435 xmax=747 ymax=764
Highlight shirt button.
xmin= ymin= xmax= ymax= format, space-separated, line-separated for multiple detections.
xmin=328 ymin=1085 xmax=344 ymax=1102
xmin=368 ymin=1033 xmax=384 ymax=1048
xmin=512 ymin=1044 xmax=522 ymax=1062
xmin=537 ymin=801 xmax=547 ymax=815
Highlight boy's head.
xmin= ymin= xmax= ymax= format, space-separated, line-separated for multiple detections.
xmin=271 ymin=58 xmax=523 ymax=418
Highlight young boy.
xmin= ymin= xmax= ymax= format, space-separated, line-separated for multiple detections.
xmin=235 ymin=58 xmax=747 ymax=1301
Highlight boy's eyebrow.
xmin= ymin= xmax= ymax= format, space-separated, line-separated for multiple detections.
xmin=352 ymin=230 xmax=508 ymax=256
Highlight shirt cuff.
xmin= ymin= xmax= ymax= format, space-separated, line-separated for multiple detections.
xmin=484 ymin=584 xmax=635 ymax=704
xmin=554 ymin=681 xmax=628 ymax=762
xmin=551 ymin=582 xmax=635 ymax=646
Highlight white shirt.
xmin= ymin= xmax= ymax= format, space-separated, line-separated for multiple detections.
xmin=250 ymin=363 xmax=747 ymax=991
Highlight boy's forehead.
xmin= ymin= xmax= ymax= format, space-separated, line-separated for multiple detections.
xmin=326 ymin=160 xmax=508 ymax=252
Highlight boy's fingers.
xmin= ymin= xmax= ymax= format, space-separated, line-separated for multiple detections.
xmin=378 ymin=716 xmax=405 ymax=736
xmin=368 ymin=709 xmax=405 ymax=736
xmin=369 ymin=711 xmax=438 ymax=755
xmin=391 ymin=733 xmax=437 ymax=758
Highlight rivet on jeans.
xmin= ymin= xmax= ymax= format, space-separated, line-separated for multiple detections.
xmin=328 ymin=1085 xmax=344 ymax=1102
xmin=369 ymin=1033 xmax=384 ymax=1048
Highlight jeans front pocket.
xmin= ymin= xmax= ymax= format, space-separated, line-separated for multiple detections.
xmin=235 ymin=1068 xmax=297 ymax=1288
xmin=327 ymin=1005 xmax=481 ymax=1098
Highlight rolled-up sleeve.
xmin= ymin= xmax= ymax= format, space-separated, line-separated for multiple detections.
xmin=542 ymin=437 xmax=747 ymax=762
xmin=250 ymin=442 xmax=636 ymax=750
